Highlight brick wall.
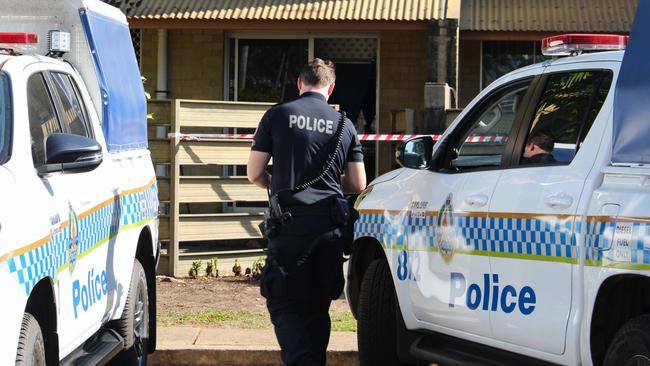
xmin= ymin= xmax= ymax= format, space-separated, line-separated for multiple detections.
xmin=140 ymin=29 xmax=225 ymax=100
xmin=378 ymin=30 xmax=427 ymax=173
xmin=140 ymin=29 xmax=158 ymax=99
xmin=458 ymin=39 xmax=481 ymax=107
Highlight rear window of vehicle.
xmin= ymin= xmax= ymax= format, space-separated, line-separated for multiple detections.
xmin=0 ymin=72 xmax=10 ymax=164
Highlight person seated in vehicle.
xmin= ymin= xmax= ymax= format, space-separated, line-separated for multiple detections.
xmin=521 ymin=132 xmax=557 ymax=165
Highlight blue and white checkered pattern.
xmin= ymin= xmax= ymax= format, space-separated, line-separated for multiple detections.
xmin=1 ymin=181 xmax=158 ymax=295
xmin=584 ymin=219 xmax=650 ymax=265
xmin=356 ymin=211 xmax=577 ymax=261
xmin=355 ymin=211 xmax=408 ymax=247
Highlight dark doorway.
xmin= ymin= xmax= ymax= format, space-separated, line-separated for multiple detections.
xmin=327 ymin=62 xmax=377 ymax=181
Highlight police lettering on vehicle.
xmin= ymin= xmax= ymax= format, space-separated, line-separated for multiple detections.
xmin=449 ymin=272 xmax=536 ymax=315
xmin=72 ymin=268 xmax=108 ymax=319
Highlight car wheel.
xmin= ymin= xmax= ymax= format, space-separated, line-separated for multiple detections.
xmin=110 ymin=259 xmax=149 ymax=366
xmin=15 ymin=312 xmax=46 ymax=366
xmin=604 ymin=314 xmax=650 ymax=366
xmin=358 ymin=258 xmax=409 ymax=366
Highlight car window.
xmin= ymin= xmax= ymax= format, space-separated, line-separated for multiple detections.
xmin=520 ymin=70 xmax=613 ymax=165
xmin=443 ymin=79 xmax=531 ymax=171
xmin=49 ymin=72 xmax=91 ymax=138
xmin=27 ymin=73 xmax=61 ymax=167
xmin=0 ymin=72 xmax=10 ymax=164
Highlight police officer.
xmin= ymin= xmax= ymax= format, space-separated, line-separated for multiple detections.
xmin=247 ymin=58 xmax=366 ymax=366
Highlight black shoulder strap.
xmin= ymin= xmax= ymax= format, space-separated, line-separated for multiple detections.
xmin=291 ymin=111 xmax=346 ymax=193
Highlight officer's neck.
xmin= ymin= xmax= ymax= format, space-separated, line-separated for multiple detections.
xmin=299 ymin=86 xmax=330 ymax=100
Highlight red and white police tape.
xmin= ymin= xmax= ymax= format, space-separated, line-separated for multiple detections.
xmin=166 ymin=133 xmax=508 ymax=143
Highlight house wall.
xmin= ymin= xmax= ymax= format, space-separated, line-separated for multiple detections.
xmin=458 ymin=39 xmax=481 ymax=107
xmin=377 ymin=29 xmax=427 ymax=173
xmin=141 ymin=27 xmax=428 ymax=175
xmin=141 ymin=29 xmax=225 ymax=100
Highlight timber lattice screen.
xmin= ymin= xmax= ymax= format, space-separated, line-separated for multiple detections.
xmin=148 ymin=99 xmax=272 ymax=277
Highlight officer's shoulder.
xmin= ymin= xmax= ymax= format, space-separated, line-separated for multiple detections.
xmin=262 ymin=101 xmax=291 ymax=119
xmin=267 ymin=99 xmax=301 ymax=114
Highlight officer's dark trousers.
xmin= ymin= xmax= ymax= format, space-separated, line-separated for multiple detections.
xmin=261 ymin=214 xmax=345 ymax=366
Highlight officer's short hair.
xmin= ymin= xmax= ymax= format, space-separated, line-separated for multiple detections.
xmin=527 ymin=132 xmax=555 ymax=152
xmin=299 ymin=58 xmax=336 ymax=87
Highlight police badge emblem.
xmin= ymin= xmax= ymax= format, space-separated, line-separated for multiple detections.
xmin=435 ymin=193 xmax=455 ymax=263
xmin=68 ymin=202 xmax=80 ymax=273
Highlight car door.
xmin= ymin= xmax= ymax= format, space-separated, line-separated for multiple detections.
xmin=488 ymin=64 xmax=615 ymax=354
xmin=25 ymin=66 xmax=117 ymax=353
xmin=404 ymin=75 xmax=538 ymax=337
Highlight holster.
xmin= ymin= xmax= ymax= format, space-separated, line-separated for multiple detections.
xmin=259 ymin=193 xmax=293 ymax=240
xmin=330 ymin=197 xmax=359 ymax=255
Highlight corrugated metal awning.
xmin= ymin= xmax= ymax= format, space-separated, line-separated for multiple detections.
xmin=461 ymin=0 xmax=638 ymax=32
xmin=112 ymin=0 xmax=459 ymax=21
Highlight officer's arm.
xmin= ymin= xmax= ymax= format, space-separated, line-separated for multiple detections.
xmin=247 ymin=151 xmax=271 ymax=189
xmin=341 ymin=162 xmax=366 ymax=194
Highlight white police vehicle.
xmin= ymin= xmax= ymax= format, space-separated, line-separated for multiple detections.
xmin=348 ymin=6 xmax=650 ymax=365
xmin=0 ymin=1 xmax=159 ymax=365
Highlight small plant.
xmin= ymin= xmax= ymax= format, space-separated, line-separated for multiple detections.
xmin=206 ymin=257 xmax=219 ymax=278
xmin=189 ymin=260 xmax=203 ymax=279
xmin=232 ymin=259 xmax=242 ymax=276
xmin=251 ymin=256 xmax=265 ymax=280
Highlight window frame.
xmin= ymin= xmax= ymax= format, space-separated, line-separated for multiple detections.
xmin=26 ymin=71 xmax=63 ymax=168
xmin=433 ymin=75 xmax=541 ymax=174
xmin=0 ymin=71 xmax=12 ymax=165
xmin=45 ymin=71 xmax=94 ymax=139
xmin=508 ymin=68 xmax=614 ymax=168
xmin=224 ymin=31 xmax=380 ymax=102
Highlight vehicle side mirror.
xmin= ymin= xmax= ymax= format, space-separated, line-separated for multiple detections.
xmin=396 ymin=136 xmax=434 ymax=169
xmin=37 ymin=133 xmax=103 ymax=176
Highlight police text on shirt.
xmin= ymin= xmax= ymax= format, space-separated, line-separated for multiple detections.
xmin=289 ymin=114 xmax=334 ymax=135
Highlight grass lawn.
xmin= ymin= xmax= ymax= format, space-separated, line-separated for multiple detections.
xmin=157 ymin=309 xmax=357 ymax=332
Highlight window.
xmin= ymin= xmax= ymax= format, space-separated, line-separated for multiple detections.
xmin=0 ymin=72 xmax=10 ymax=164
xmin=27 ymin=73 xmax=61 ymax=167
xmin=520 ymin=70 xmax=613 ymax=165
xmin=229 ymin=39 xmax=308 ymax=103
xmin=49 ymin=72 xmax=91 ymax=138
xmin=443 ymin=79 xmax=531 ymax=171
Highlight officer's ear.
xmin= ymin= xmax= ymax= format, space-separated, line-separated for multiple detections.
xmin=327 ymin=82 xmax=335 ymax=96
xmin=297 ymin=78 xmax=303 ymax=92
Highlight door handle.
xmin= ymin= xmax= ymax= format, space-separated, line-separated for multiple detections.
xmin=544 ymin=193 xmax=573 ymax=209
xmin=465 ymin=194 xmax=489 ymax=207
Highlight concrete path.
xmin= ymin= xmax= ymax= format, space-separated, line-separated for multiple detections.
xmin=149 ymin=327 xmax=359 ymax=366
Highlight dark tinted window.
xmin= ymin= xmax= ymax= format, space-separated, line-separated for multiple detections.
xmin=0 ymin=72 xmax=10 ymax=164
xmin=50 ymin=72 xmax=91 ymax=137
xmin=27 ymin=73 xmax=61 ymax=167
xmin=520 ymin=70 xmax=613 ymax=165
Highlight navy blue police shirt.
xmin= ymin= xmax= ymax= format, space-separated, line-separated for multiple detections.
xmin=252 ymin=92 xmax=364 ymax=206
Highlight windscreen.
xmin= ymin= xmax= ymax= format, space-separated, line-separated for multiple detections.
xmin=0 ymin=72 xmax=10 ymax=164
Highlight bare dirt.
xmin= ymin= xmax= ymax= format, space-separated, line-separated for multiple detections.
xmin=156 ymin=275 xmax=351 ymax=315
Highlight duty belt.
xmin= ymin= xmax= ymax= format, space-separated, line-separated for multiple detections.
xmin=285 ymin=204 xmax=331 ymax=216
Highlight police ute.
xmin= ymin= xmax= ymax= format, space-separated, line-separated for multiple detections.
xmin=0 ymin=1 xmax=159 ymax=365
xmin=348 ymin=3 xmax=650 ymax=366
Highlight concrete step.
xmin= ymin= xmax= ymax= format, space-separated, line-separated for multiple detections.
xmin=149 ymin=327 xmax=358 ymax=366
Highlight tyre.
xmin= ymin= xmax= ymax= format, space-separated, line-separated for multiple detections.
xmin=358 ymin=258 xmax=408 ymax=366
xmin=109 ymin=259 xmax=149 ymax=366
xmin=15 ymin=312 xmax=46 ymax=366
xmin=604 ymin=314 xmax=650 ymax=366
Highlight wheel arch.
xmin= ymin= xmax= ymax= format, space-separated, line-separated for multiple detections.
xmin=25 ymin=277 xmax=58 ymax=365
xmin=135 ymin=227 xmax=156 ymax=354
xmin=347 ymin=236 xmax=387 ymax=318
xmin=590 ymin=273 xmax=650 ymax=366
